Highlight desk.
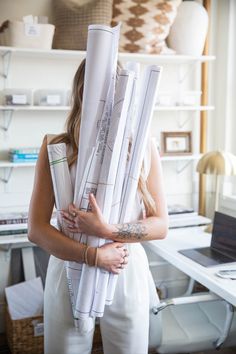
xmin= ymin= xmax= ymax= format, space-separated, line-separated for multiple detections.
xmin=145 ymin=226 xmax=236 ymax=306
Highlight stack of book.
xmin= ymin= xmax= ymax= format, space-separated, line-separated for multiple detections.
xmin=0 ymin=212 xmax=28 ymax=236
xmin=168 ymin=204 xmax=211 ymax=229
xmin=0 ymin=212 xmax=57 ymax=237
xmin=9 ymin=147 xmax=40 ymax=163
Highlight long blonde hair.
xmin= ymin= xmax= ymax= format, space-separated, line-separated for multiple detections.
xmin=51 ymin=59 xmax=156 ymax=216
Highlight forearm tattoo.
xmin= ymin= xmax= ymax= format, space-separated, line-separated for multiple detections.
xmin=113 ymin=222 xmax=148 ymax=240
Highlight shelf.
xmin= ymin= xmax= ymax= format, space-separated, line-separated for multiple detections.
xmin=0 ymin=46 xmax=216 ymax=64
xmin=0 ymin=155 xmax=201 ymax=181
xmin=161 ymin=154 xmax=203 ymax=173
xmin=0 ymin=161 xmax=36 ymax=183
xmin=0 ymin=105 xmax=70 ymax=111
xmin=0 ymin=105 xmax=214 ymax=112
xmin=161 ymin=154 xmax=202 ymax=161
xmin=0 ymin=155 xmax=202 ymax=168
xmin=0 ymin=234 xmax=30 ymax=246
xmin=156 ymin=105 xmax=214 ymax=111
xmin=0 ymin=161 xmax=36 ymax=168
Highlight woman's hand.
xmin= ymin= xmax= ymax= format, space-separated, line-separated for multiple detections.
xmin=61 ymin=193 xmax=110 ymax=238
xmin=96 ymin=242 xmax=129 ymax=274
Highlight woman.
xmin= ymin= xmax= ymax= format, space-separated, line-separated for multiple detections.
xmin=28 ymin=59 xmax=168 ymax=354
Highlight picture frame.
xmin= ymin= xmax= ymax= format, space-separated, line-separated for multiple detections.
xmin=161 ymin=131 xmax=192 ymax=156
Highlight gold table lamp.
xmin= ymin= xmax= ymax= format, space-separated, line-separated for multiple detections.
xmin=197 ymin=151 xmax=236 ymax=231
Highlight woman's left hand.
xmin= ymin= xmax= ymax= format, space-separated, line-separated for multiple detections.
xmin=61 ymin=193 xmax=109 ymax=238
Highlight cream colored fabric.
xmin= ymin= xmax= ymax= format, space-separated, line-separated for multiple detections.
xmin=44 ymin=142 xmax=157 ymax=354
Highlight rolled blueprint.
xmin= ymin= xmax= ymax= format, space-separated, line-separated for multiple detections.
xmin=47 ymin=143 xmax=73 ymax=234
xmin=107 ymin=65 xmax=162 ymax=302
xmin=47 ymin=144 xmax=83 ymax=317
xmin=72 ymin=23 xmax=122 ymax=328
xmin=88 ymin=70 xmax=135 ymax=317
xmin=74 ymin=24 xmax=120 ymax=201
xmin=74 ymin=69 xmax=135 ymax=319
xmin=120 ymin=65 xmax=162 ymax=223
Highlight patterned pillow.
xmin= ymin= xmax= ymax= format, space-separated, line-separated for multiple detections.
xmin=53 ymin=0 xmax=113 ymax=50
xmin=112 ymin=0 xmax=181 ymax=54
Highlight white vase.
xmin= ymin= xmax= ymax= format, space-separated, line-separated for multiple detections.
xmin=167 ymin=0 xmax=208 ymax=56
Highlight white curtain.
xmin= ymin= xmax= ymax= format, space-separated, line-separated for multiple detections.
xmin=209 ymin=0 xmax=236 ymax=212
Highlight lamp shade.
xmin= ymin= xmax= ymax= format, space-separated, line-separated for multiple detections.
xmin=197 ymin=151 xmax=236 ymax=176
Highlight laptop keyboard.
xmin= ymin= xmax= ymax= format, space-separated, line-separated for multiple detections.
xmin=198 ymin=248 xmax=234 ymax=263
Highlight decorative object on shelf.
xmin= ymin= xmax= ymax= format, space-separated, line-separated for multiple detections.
xmin=167 ymin=0 xmax=208 ymax=56
xmin=168 ymin=204 xmax=194 ymax=215
xmin=0 ymin=212 xmax=28 ymax=225
xmin=161 ymin=131 xmax=192 ymax=156
xmin=52 ymin=0 xmax=113 ymax=50
xmin=157 ymin=90 xmax=202 ymax=107
xmin=9 ymin=147 xmax=39 ymax=163
xmin=1 ymin=89 xmax=32 ymax=106
xmin=156 ymin=91 xmax=174 ymax=106
xmin=197 ymin=151 xmax=236 ymax=218
xmin=0 ymin=15 xmax=55 ymax=50
xmin=34 ymin=89 xmax=68 ymax=106
xmin=112 ymin=0 xmax=181 ymax=54
xmin=178 ymin=90 xmax=202 ymax=106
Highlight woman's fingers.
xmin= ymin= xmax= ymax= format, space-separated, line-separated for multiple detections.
xmin=98 ymin=242 xmax=130 ymax=274
xmin=61 ymin=211 xmax=74 ymax=223
xmin=66 ymin=226 xmax=81 ymax=233
xmin=68 ymin=203 xmax=77 ymax=216
xmin=88 ymin=193 xmax=100 ymax=214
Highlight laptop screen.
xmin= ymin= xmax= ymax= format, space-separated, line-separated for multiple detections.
xmin=211 ymin=211 xmax=236 ymax=258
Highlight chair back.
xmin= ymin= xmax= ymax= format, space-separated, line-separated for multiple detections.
xmin=148 ymin=271 xmax=162 ymax=349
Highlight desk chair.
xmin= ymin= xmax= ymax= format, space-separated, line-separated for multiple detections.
xmin=149 ymin=292 xmax=236 ymax=353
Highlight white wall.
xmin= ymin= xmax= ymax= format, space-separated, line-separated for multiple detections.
xmin=0 ymin=0 xmax=53 ymax=24
xmin=207 ymin=0 xmax=236 ymax=216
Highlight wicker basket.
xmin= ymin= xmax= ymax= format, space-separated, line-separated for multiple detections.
xmin=6 ymin=307 xmax=44 ymax=354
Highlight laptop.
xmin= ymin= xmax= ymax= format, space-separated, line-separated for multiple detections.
xmin=179 ymin=211 xmax=236 ymax=267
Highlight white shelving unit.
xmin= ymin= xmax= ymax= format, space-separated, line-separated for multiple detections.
xmin=0 ymin=161 xmax=36 ymax=168
xmin=0 ymin=104 xmax=214 ymax=132
xmin=0 ymin=45 xmax=215 ymax=64
xmin=0 ymin=161 xmax=36 ymax=184
xmin=0 ymin=45 xmax=215 ymax=221
xmin=0 ymin=154 xmax=202 ymax=167
xmin=0 ymin=104 xmax=214 ymax=112
xmin=161 ymin=154 xmax=202 ymax=161
xmin=156 ymin=105 xmax=214 ymax=111
xmin=0 ymin=105 xmax=70 ymax=111
xmin=0 ymin=154 xmax=203 ymax=184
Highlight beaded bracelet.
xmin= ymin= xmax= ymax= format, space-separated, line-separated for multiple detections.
xmin=84 ymin=245 xmax=91 ymax=265
xmin=81 ymin=244 xmax=87 ymax=263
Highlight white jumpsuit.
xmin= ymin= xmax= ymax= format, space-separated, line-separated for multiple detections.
xmin=44 ymin=144 xmax=159 ymax=354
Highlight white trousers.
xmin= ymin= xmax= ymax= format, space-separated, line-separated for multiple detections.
xmin=44 ymin=242 xmax=157 ymax=354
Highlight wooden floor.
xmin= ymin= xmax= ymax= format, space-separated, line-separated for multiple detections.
xmin=1 ymin=333 xmax=235 ymax=354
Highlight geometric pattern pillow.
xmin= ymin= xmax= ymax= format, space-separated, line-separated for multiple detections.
xmin=112 ymin=0 xmax=181 ymax=54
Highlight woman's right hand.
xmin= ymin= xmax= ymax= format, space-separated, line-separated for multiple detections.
xmin=96 ymin=242 xmax=129 ymax=274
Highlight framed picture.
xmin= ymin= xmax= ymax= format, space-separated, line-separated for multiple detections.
xmin=161 ymin=131 xmax=192 ymax=156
